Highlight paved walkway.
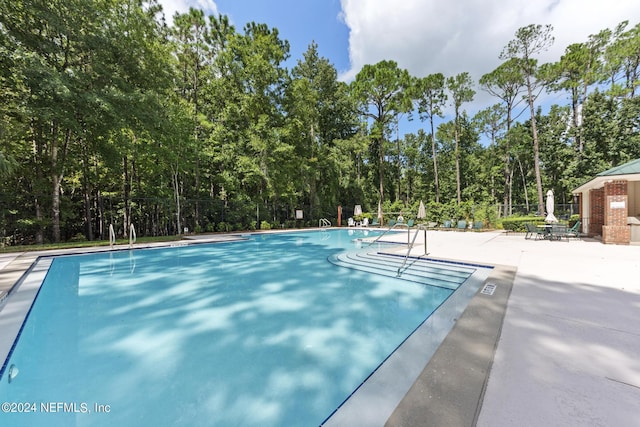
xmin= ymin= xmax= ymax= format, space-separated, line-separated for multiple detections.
xmin=1 ymin=230 xmax=639 ymax=426
xmin=392 ymin=229 xmax=640 ymax=427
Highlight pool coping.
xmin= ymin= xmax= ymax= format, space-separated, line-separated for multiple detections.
xmin=385 ymin=261 xmax=516 ymax=427
xmin=321 ymin=255 xmax=497 ymax=426
xmin=0 ymin=231 xmax=515 ymax=426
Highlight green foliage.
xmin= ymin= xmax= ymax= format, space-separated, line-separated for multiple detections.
xmin=0 ymin=4 xmax=638 ymax=245
xmin=260 ymin=220 xmax=272 ymax=230
xmin=500 ymin=216 xmax=546 ymax=232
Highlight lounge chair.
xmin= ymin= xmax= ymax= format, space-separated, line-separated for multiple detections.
xmin=406 ymin=219 xmax=414 ymax=227
xmin=456 ymin=220 xmax=467 ymax=231
xmin=362 ymin=217 xmax=369 ymax=227
xmin=347 ymin=217 xmax=355 ymax=227
xmin=473 ymin=221 xmax=483 ymax=230
xmin=388 ymin=219 xmax=396 ymax=227
xmin=442 ymin=220 xmax=452 ymax=229
xmin=371 ymin=218 xmax=380 ymax=227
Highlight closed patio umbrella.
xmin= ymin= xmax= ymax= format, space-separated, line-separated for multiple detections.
xmin=417 ymin=200 xmax=426 ymax=219
xmin=545 ymin=190 xmax=558 ymax=223
xmin=354 ymin=205 xmax=362 ymax=216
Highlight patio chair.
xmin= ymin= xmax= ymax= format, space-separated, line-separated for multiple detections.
xmin=442 ymin=220 xmax=452 ymax=229
xmin=456 ymin=220 xmax=467 ymax=231
xmin=473 ymin=221 xmax=484 ymax=230
xmin=388 ymin=219 xmax=396 ymax=227
xmin=406 ymin=219 xmax=414 ymax=227
xmin=563 ymin=221 xmax=586 ymax=239
xmin=524 ymin=222 xmax=543 ymax=240
xmin=362 ymin=217 xmax=369 ymax=227
xmin=371 ymin=218 xmax=380 ymax=227
xmin=550 ymin=224 xmax=568 ymax=240
xmin=347 ymin=217 xmax=355 ymax=227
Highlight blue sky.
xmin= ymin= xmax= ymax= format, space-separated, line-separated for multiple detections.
xmin=213 ymin=0 xmax=351 ymax=74
xmin=159 ymin=0 xmax=640 ymax=139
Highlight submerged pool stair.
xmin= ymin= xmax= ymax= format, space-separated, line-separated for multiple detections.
xmin=328 ymin=252 xmax=474 ymax=290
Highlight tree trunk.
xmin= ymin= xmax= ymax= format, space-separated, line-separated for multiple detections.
xmin=454 ymin=122 xmax=461 ymax=204
xmin=172 ymin=167 xmax=182 ymax=234
xmin=378 ymin=137 xmax=385 ymax=212
xmin=502 ymin=109 xmax=512 ymax=217
xmin=32 ymin=122 xmax=44 ymax=244
xmin=430 ymin=116 xmax=439 ymax=203
xmin=50 ymin=123 xmax=69 ymax=243
xmin=122 ymin=155 xmax=130 ymax=238
xmin=396 ymin=118 xmax=401 ymax=202
xmin=526 ymin=77 xmax=545 ymax=214
xmin=82 ymin=142 xmax=94 ymax=241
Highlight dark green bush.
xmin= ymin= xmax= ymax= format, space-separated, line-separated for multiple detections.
xmin=500 ymin=216 xmax=545 ymax=232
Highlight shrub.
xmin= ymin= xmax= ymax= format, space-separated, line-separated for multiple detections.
xmin=69 ymin=233 xmax=87 ymax=242
xmin=216 ymin=222 xmax=230 ymax=232
xmin=260 ymin=220 xmax=271 ymax=230
xmin=500 ymin=216 xmax=545 ymax=232
xmin=569 ymin=214 xmax=580 ymax=227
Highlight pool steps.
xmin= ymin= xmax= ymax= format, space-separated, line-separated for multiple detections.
xmin=328 ymin=252 xmax=474 ymax=290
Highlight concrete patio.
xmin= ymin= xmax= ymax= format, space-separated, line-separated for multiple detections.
xmin=385 ymin=229 xmax=640 ymax=427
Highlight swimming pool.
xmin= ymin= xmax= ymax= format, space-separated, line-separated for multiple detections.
xmin=0 ymin=229 xmax=489 ymax=426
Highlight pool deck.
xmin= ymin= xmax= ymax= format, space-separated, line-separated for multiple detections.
xmin=2 ymin=230 xmax=640 ymax=426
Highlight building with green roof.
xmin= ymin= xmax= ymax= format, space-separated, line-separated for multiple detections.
xmin=573 ymin=158 xmax=640 ymax=244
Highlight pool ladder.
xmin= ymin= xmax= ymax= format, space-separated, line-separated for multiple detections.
xmin=318 ymin=218 xmax=331 ymax=228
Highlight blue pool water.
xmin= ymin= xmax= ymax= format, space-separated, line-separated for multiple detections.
xmin=0 ymin=229 xmax=477 ymax=426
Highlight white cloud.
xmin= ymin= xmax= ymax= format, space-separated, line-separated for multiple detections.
xmin=339 ymin=0 xmax=640 ymax=93
xmin=157 ymin=0 xmax=219 ymax=25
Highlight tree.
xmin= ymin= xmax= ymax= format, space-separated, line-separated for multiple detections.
xmin=415 ymin=73 xmax=447 ymax=203
xmin=285 ymin=42 xmax=358 ymax=216
xmin=447 ymin=72 xmax=475 ymax=204
xmin=479 ymin=58 xmax=525 ymax=215
xmin=351 ymin=60 xmax=412 ymax=218
xmin=603 ymin=21 xmax=640 ymax=98
xmin=474 ymin=104 xmax=506 ymax=202
xmin=500 ymin=24 xmax=554 ymax=215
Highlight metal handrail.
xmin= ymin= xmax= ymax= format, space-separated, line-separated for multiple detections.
xmin=397 ymin=225 xmax=428 ymax=276
xmin=129 ymin=223 xmax=136 ymax=249
xmin=367 ymin=221 xmax=411 ymax=247
xmin=318 ymin=218 xmax=331 ymax=228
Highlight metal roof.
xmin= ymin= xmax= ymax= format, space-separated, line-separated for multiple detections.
xmin=597 ymin=158 xmax=640 ymax=176
xmin=572 ymin=158 xmax=640 ymax=194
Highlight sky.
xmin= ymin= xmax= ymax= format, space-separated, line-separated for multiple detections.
xmin=158 ymin=0 xmax=640 ymax=137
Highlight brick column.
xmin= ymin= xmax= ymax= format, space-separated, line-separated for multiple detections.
xmin=602 ymin=180 xmax=630 ymax=244
xmin=589 ymin=188 xmax=604 ymax=237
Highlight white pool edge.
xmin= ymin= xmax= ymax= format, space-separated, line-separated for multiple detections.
xmin=0 ymin=258 xmax=52 ymax=381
